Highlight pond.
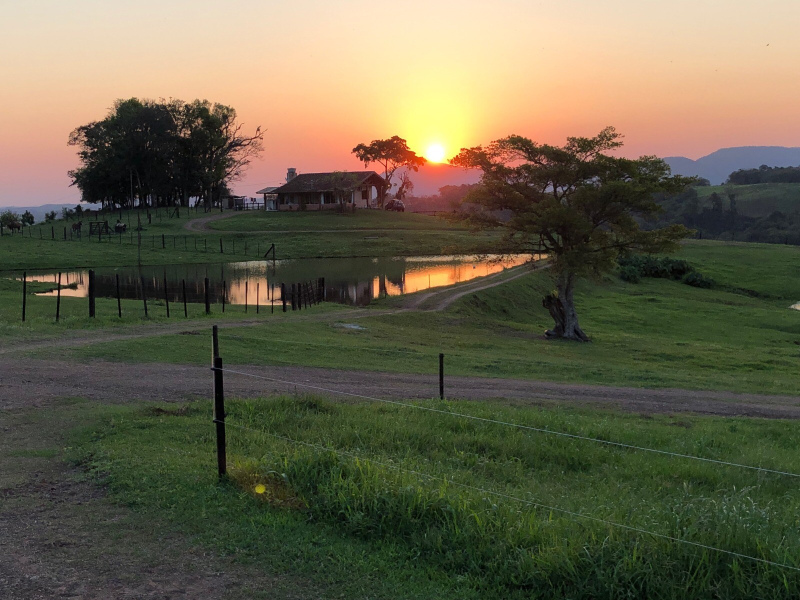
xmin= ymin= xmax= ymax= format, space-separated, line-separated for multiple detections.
xmin=17 ymin=254 xmax=534 ymax=307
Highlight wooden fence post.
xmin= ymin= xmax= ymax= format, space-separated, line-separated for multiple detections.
xmin=281 ymin=283 xmax=287 ymax=312
xmin=21 ymin=272 xmax=26 ymax=322
xmin=56 ymin=272 xmax=62 ymax=321
xmin=88 ymin=269 xmax=96 ymax=318
xmin=141 ymin=276 xmax=148 ymax=317
xmin=245 ymin=280 xmax=248 ymax=313
xmin=219 ymin=238 xmax=223 ymax=254
xmin=116 ymin=274 xmax=122 ymax=318
xmin=182 ymin=279 xmax=188 ymax=317
xmin=222 ymin=280 xmax=226 ymax=313
xmin=163 ymin=272 xmax=170 ymax=318
xmin=256 ymin=282 xmax=259 ymax=314
xmin=439 ymin=353 xmax=444 ymax=400
xmin=162 ymin=234 xmax=165 ymax=249
xmin=204 ymin=277 xmax=210 ymax=314
xmin=212 ymin=348 xmax=227 ymax=479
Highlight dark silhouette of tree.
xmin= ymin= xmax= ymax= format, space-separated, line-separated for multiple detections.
xmin=352 ymin=136 xmax=425 ymax=207
xmin=451 ymin=127 xmax=692 ymax=341
xmin=20 ymin=211 xmax=35 ymax=226
xmin=68 ymin=98 xmax=263 ymax=209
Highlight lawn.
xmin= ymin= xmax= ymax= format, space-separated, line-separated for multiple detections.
xmin=58 ymin=240 xmax=800 ymax=395
xmin=71 ymin=396 xmax=800 ymax=599
xmin=208 ymin=209 xmax=470 ymax=232
xmin=0 ymin=209 xmax=499 ymax=270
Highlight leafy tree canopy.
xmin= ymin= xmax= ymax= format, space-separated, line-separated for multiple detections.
xmin=352 ymin=136 xmax=425 ymax=206
xmin=68 ymin=98 xmax=263 ymax=209
xmin=451 ymin=127 xmax=692 ymax=341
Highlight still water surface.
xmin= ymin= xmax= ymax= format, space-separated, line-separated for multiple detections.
xmin=23 ymin=255 xmax=533 ymax=306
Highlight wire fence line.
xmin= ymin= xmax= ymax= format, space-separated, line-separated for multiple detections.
xmin=212 ymin=366 xmax=800 ymax=479
xmin=218 ymin=417 xmax=800 ymax=574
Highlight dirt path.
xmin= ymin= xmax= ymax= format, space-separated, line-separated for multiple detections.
xmin=3 ymin=357 xmax=800 ymax=418
xmin=183 ymin=212 xmax=234 ymax=232
xmin=0 ymin=405 xmax=319 ymax=600
xmin=183 ymin=211 xmax=464 ymax=235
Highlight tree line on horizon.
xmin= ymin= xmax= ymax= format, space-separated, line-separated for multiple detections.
xmin=68 ymin=98 xmax=263 ymax=209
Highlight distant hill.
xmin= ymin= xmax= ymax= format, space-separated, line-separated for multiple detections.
xmin=399 ymin=163 xmax=481 ymax=197
xmin=665 ymin=147 xmax=800 ymax=185
xmin=2 ymin=204 xmax=75 ymax=224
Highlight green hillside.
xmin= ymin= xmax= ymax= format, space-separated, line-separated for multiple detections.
xmin=695 ymin=183 xmax=800 ymax=217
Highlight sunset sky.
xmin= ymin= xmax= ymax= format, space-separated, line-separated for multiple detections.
xmin=2 ymin=0 xmax=799 ymax=206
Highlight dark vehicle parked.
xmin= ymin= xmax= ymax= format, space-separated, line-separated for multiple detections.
xmin=385 ymin=199 xmax=405 ymax=212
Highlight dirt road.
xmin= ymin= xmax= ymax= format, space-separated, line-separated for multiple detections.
xmin=3 ymin=357 xmax=800 ymax=418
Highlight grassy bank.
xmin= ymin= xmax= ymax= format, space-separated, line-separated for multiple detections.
xmin=59 ymin=241 xmax=800 ymax=395
xmin=73 ymin=396 xmax=800 ymax=599
xmin=1 ymin=210 xmax=499 ymax=270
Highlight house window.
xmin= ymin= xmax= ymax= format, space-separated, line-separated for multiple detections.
xmin=361 ymin=187 xmax=369 ymax=200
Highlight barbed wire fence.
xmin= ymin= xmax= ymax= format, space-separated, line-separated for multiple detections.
xmin=207 ymin=325 xmax=800 ymax=576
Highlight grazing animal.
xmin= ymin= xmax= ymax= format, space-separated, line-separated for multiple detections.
xmin=71 ymin=221 xmax=83 ymax=233
xmin=7 ymin=222 xmax=22 ymax=233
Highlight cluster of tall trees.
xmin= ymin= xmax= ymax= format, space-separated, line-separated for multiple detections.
xmin=728 ymin=165 xmax=800 ymax=185
xmin=69 ymin=98 xmax=263 ymax=209
xmin=652 ymin=185 xmax=800 ymax=245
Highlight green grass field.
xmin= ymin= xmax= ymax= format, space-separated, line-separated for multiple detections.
xmin=71 ymin=396 xmax=800 ymax=599
xmin=53 ymin=240 xmax=800 ymax=395
xmin=1 ymin=209 xmax=499 ymax=270
xmin=208 ymin=210 xmax=469 ymax=232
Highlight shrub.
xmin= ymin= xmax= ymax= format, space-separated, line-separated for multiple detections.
xmin=617 ymin=254 xmax=709 ymax=288
xmin=619 ymin=265 xmax=641 ymax=283
xmin=681 ymin=272 xmax=714 ymax=288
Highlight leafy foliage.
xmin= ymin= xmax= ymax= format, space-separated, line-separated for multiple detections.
xmin=451 ymin=127 xmax=692 ymax=340
xmin=728 ymin=164 xmax=800 ymax=185
xmin=617 ymin=254 xmax=714 ymax=288
xmin=0 ymin=210 xmax=20 ymax=228
xmin=68 ymin=98 xmax=263 ymax=209
xmin=352 ymin=136 xmax=425 ymax=206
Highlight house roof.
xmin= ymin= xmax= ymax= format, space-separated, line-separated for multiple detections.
xmin=255 ymin=186 xmax=279 ymax=194
xmin=270 ymin=171 xmax=386 ymax=195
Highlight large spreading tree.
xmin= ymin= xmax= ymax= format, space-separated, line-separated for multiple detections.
xmin=451 ymin=127 xmax=692 ymax=341
xmin=352 ymin=136 xmax=426 ymax=207
xmin=68 ymin=98 xmax=263 ymax=209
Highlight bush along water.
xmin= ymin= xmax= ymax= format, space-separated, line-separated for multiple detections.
xmin=618 ymin=254 xmax=715 ymax=288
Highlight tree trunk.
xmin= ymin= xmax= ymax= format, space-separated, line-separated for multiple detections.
xmin=543 ymin=272 xmax=589 ymax=342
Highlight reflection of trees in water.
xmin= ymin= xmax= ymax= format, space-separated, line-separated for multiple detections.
xmin=31 ymin=255 xmax=522 ymax=306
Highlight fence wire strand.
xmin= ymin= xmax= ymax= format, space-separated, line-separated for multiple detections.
xmin=212 ymin=366 xmax=800 ymax=479
xmin=218 ymin=417 xmax=800 ymax=573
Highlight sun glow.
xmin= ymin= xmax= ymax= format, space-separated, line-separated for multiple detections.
xmin=425 ymin=143 xmax=446 ymax=163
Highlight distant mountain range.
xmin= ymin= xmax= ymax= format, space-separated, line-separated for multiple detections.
xmin=401 ymin=163 xmax=481 ymax=196
xmin=410 ymin=147 xmax=800 ymax=193
xmin=665 ymin=147 xmax=800 ymax=185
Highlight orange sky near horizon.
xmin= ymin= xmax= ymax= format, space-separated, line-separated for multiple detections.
xmin=2 ymin=0 xmax=800 ymax=206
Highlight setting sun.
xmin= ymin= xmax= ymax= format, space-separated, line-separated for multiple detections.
xmin=425 ymin=143 xmax=446 ymax=163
